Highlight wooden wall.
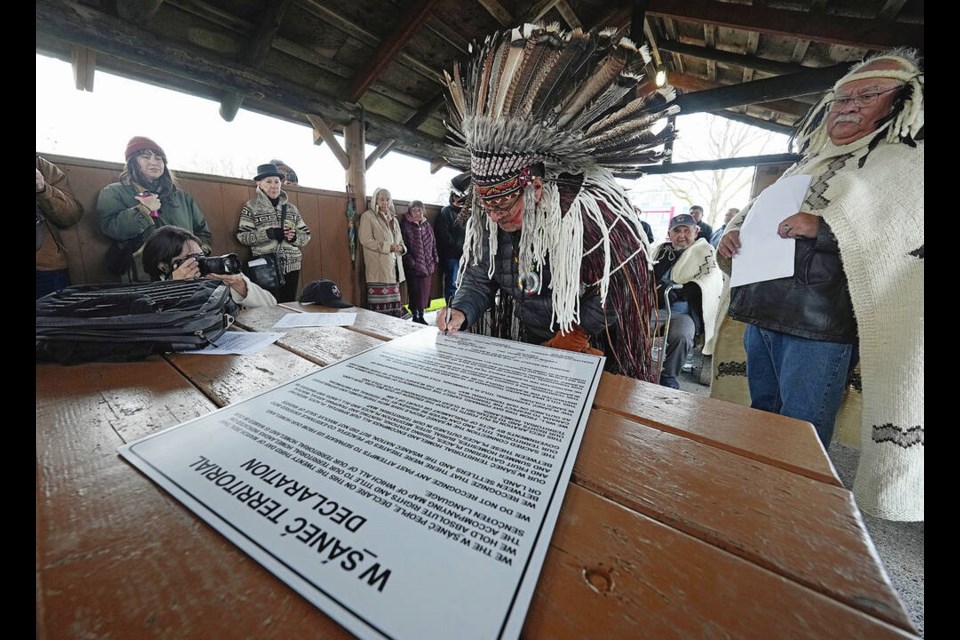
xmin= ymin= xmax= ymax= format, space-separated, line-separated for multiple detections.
xmin=43 ymin=153 xmax=443 ymax=307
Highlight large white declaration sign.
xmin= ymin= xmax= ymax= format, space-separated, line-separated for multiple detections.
xmin=119 ymin=329 xmax=603 ymax=640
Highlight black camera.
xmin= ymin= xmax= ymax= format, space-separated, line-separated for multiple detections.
xmin=173 ymin=253 xmax=243 ymax=276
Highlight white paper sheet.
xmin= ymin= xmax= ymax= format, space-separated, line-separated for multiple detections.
xmin=273 ymin=312 xmax=358 ymax=328
xmin=186 ymin=331 xmax=285 ymax=355
xmin=118 ymin=329 xmax=604 ymax=640
xmin=730 ymin=174 xmax=813 ymax=288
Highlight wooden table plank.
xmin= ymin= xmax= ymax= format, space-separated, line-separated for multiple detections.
xmin=165 ymin=344 xmax=321 ymax=407
xmin=284 ymin=302 xmax=424 ymax=341
xmin=594 ymin=374 xmax=841 ymax=486
xmin=525 ymin=484 xmax=919 ymax=639
xmin=235 ymin=306 xmax=384 ymax=366
xmin=573 ymin=410 xmax=914 ymax=631
xmin=36 ymin=359 xmax=216 ymax=564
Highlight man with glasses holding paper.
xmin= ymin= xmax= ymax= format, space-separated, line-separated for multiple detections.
xmin=715 ymin=48 xmax=924 ymax=522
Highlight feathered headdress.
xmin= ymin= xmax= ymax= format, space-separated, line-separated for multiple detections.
xmin=444 ymin=23 xmax=678 ymax=198
xmin=441 ymin=23 xmax=678 ymax=382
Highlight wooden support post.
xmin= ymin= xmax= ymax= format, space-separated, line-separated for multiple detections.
xmin=307 ymin=114 xmax=350 ymax=170
xmin=344 ymin=118 xmax=366 ymax=306
xmin=70 ymin=45 xmax=96 ymax=92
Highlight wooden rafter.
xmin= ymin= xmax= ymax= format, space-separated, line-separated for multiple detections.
xmin=345 ymin=0 xmax=440 ymax=103
xmin=657 ymin=40 xmax=813 ymax=76
xmin=669 ymin=66 xmax=851 ymax=118
xmin=523 ymin=0 xmax=561 ymax=23
xmin=365 ymin=139 xmax=396 ymax=171
xmin=115 ymin=0 xmax=163 ymax=23
xmin=306 ymin=114 xmax=350 ymax=169
xmin=603 ymin=0 xmax=923 ymax=50
xmin=555 ymin=1 xmax=582 ymax=30
xmin=476 ymin=0 xmax=513 ymax=27
xmin=632 ymin=153 xmax=801 ymax=176
xmin=36 ymin=0 xmax=449 ymax=158
xmin=220 ymin=0 xmax=292 ymax=121
xmin=70 ymin=45 xmax=96 ymax=92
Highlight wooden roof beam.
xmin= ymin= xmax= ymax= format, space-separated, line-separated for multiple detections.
xmin=644 ymin=0 xmax=923 ymax=51
xmin=345 ymin=0 xmax=440 ymax=103
xmin=603 ymin=0 xmax=922 ymax=51
xmin=220 ymin=0 xmax=292 ymax=122
xmin=629 ymin=152 xmax=801 ymax=176
xmin=555 ymin=1 xmax=582 ymax=30
xmin=299 ymin=0 xmax=446 ymax=83
xmin=116 ymin=0 xmax=163 ymax=23
xmin=670 ymin=62 xmax=852 ymax=117
xmin=476 ymin=0 xmax=513 ymax=27
xmin=306 ymin=115 xmax=350 ymax=170
xmin=657 ymin=40 xmax=812 ymax=77
xmin=366 ymin=139 xmax=396 ymax=171
xmin=669 ymin=72 xmax=811 ymax=119
xmin=524 ymin=0 xmax=561 ymax=23
xmin=36 ymin=0 xmax=448 ymax=158
xmin=70 ymin=45 xmax=96 ymax=92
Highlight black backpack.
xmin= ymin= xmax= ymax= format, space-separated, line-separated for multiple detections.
xmin=36 ymin=279 xmax=239 ymax=364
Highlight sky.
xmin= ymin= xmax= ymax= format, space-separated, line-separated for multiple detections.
xmin=36 ymin=53 xmax=788 ymax=222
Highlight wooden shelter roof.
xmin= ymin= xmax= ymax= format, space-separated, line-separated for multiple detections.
xmin=36 ymin=0 xmax=924 ymax=173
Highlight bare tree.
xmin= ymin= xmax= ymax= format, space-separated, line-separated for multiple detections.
xmin=662 ymin=114 xmax=784 ymax=228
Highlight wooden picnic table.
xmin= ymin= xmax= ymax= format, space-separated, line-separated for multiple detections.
xmin=36 ymin=303 xmax=920 ymax=639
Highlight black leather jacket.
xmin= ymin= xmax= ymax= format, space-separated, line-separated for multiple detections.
xmin=453 ymin=228 xmax=610 ymax=339
xmin=727 ymin=219 xmax=857 ymax=343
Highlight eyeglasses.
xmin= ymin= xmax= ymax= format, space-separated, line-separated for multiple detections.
xmin=828 ymin=86 xmax=902 ymax=110
xmin=480 ymin=191 xmax=522 ymax=214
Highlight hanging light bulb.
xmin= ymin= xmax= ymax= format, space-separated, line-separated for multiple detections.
xmin=655 ymin=65 xmax=667 ymax=88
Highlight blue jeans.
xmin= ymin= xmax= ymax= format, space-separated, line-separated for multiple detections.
xmin=743 ymin=325 xmax=855 ymax=447
xmin=442 ymin=257 xmax=460 ymax=303
xmin=36 ymin=269 xmax=70 ymax=299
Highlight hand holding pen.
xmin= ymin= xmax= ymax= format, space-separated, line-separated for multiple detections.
xmin=436 ymin=306 xmax=464 ymax=335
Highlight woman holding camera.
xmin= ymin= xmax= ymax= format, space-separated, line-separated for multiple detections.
xmin=236 ymin=163 xmax=312 ymax=302
xmin=142 ymin=226 xmax=276 ymax=308
xmin=97 ymin=136 xmax=213 ymax=283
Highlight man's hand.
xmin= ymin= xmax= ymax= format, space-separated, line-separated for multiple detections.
xmin=265 ymin=227 xmax=284 ymax=240
xmin=283 ymin=227 xmax=296 ymax=241
xmin=36 ymin=169 xmax=46 ymax=193
xmin=777 ymin=212 xmax=819 ymax=239
xmin=717 ymin=229 xmax=741 ymax=259
xmin=436 ymin=306 xmax=465 ymax=334
xmin=208 ymin=273 xmax=248 ymax=299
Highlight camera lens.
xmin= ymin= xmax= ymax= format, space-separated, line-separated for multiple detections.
xmin=196 ymin=253 xmax=242 ymax=276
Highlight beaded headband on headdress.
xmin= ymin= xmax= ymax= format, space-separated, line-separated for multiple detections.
xmin=444 ymin=23 xmax=679 ymax=199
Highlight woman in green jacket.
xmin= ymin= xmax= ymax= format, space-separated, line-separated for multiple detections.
xmin=97 ymin=136 xmax=212 ymax=282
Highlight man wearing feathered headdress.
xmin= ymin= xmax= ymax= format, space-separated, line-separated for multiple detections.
xmin=436 ymin=23 xmax=678 ymax=382
xmin=714 ymin=47 xmax=924 ymax=521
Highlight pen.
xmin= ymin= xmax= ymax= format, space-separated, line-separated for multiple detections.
xmin=444 ymin=307 xmax=452 ymax=335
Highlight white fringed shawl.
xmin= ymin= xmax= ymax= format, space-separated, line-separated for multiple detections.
xmin=652 ymin=238 xmax=724 ymax=356
xmin=814 ymin=134 xmax=924 ymax=521
xmin=717 ymin=127 xmax=924 ymax=520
